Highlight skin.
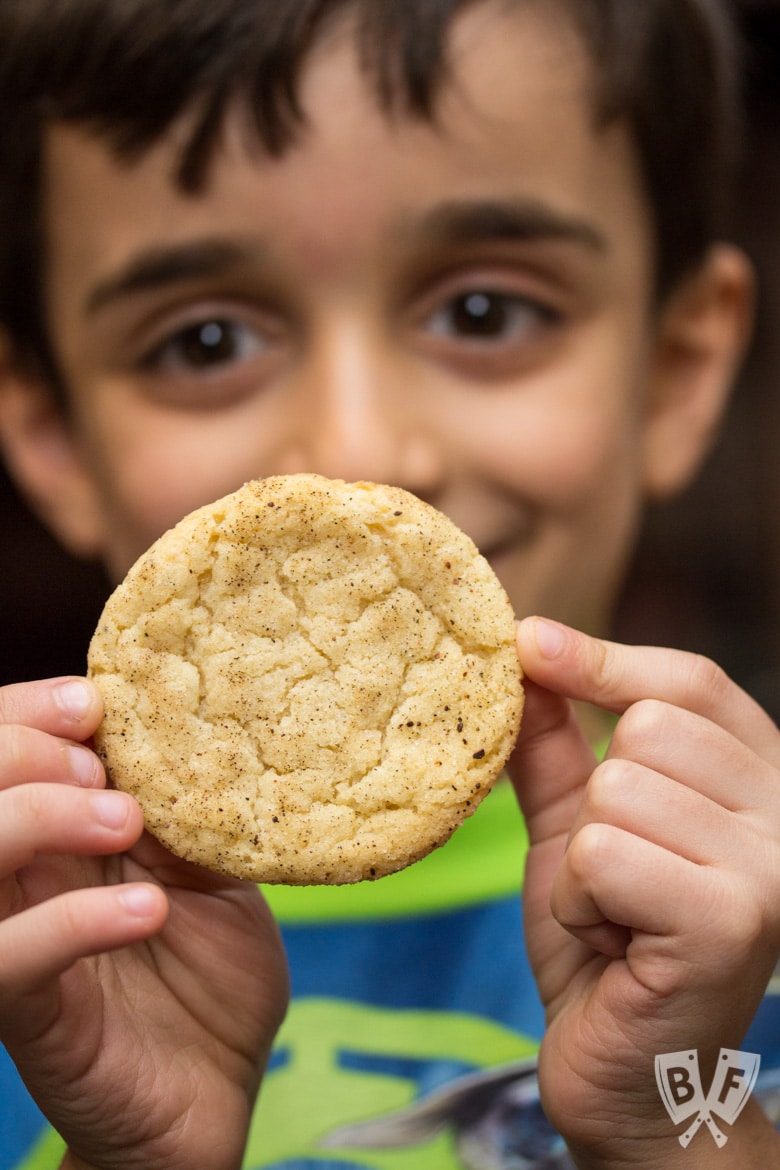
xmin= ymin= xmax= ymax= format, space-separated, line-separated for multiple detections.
xmin=0 ymin=676 xmax=288 ymax=1170
xmin=0 ymin=2 xmax=774 ymax=1167
xmin=511 ymin=619 xmax=780 ymax=1169
xmin=3 ymin=6 xmax=748 ymax=639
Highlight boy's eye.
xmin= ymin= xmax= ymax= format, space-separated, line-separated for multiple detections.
xmin=143 ymin=317 xmax=267 ymax=372
xmin=179 ymin=320 xmax=239 ymax=366
xmin=451 ymin=292 xmax=514 ymax=337
xmin=424 ymin=290 xmax=553 ymax=343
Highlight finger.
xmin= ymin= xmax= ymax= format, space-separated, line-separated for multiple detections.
xmin=0 ymin=786 xmax=144 ymax=875
xmin=605 ymin=699 xmax=780 ymax=816
xmin=551 ymin=822 xmax=748 ymax=973
xmin=0 ymin=677 xmax=103 ymax=741
xmin=0 ymin=883 xmax=168 ymax=1009
xmin=506 ymin=679 xmax=601 ymax=995
xmin=507 ymin=677 xmax=596 ymax=843
xmin=0 ymin=724 xmax=104 ymax=790
xmin=568 ymin=755 xmax=756 ymax=868
xmin=516 ymin=617 xmax=780 ymax=764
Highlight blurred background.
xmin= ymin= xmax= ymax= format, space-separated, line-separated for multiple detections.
xmin=612 ymin=0 xmax=780 ymax=721
xmin=1 ymin=0 xmax=779 ymax=720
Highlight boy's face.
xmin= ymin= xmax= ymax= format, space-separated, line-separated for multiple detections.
xmin=9 ymin=2 xmax=744 ymax=636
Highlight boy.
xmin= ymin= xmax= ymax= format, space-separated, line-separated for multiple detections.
xmin=0 ymin=0 xmax=778 ymax=1166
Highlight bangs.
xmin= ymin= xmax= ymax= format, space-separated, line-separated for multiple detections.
xmin=0 ymin=0 xmax=479 ymax=189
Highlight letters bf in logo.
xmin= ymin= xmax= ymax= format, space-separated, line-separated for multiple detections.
xmin=655 ymin=1048 xmax=761 ymax=1147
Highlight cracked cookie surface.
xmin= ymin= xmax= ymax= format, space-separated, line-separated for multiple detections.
xmin=87 ymin=474 xmax=524 ymax=884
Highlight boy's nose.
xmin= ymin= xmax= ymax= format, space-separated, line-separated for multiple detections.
xmin=286 ymin=321 xmax=445 ymax=494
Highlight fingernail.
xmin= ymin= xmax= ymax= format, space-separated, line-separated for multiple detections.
xmin=118 ymin=885 xmax=159 ymax=918
xmin=91 ymin=790 xmax=130 ymax=829
xmin=55 ymin=679 xmax=93 ymax=722
xmin=534 ymin=618 xmax=567 ymax=659
xmin=65 ymin=744 xmax=100 ymax=787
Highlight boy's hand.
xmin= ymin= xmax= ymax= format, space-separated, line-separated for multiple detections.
xmin=0 ymin=677 xmax=288 ymax=1170
xmin=511 ymin=618 xmax=780 ymax=1168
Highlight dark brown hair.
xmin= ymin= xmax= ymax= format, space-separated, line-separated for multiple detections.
xmin=0 ymin=0 xmax=741 ymax=384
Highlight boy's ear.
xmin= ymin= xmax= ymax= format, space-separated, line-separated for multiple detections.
xmin=641 ymin=243 xmax=754 ymax=499
xmin=0 ymin=332 xmax=106 ymax=557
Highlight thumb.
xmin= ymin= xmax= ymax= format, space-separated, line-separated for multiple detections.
xmin=508 ymin=649 xmax=596 ymax=848
xmin=508 ymin=630 xmax=601 ymax=991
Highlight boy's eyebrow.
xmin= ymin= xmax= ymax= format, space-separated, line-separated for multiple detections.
xmin=84 ymin=200 xmax=605 ymax=315
xmin=85 ymin=239 xmax=255 ymax=314
xmin=417 ymin=199 xmax=607 ymax=251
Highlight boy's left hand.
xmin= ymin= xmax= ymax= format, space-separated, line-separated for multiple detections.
xmin=0 ymin=677 xmax=289 ymax=1170
xmin=510 ymin=617 xmax=780 ymax=1167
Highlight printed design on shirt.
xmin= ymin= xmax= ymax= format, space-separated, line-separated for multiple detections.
xmin=11 ymin=1063 xmax=780 ymax=1170
xmin=322 ymin=1057 xmax=572 ymax=1169
xmin=244 ymin=998 xmax=539 ymax=1169
xmin=8 ymin=1125 xmax=65 ymax=1170
xmin=767 ymin=959 xmax=780 ymax=996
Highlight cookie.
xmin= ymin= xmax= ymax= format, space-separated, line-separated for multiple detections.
xmin=87 ymin=474 xmax=523 ymax=884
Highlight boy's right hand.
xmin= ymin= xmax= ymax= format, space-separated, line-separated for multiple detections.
xmin=0 ymin=677 xmax=289 ymax=1170
xmin=510 ymin=620 xmax=780 ymax=1168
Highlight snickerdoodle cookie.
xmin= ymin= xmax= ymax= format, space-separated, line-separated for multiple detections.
xmin=87 ymin=474 xmax=523 ymax=884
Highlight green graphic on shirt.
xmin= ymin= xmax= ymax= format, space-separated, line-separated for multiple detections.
xmin=245 ymin=998 xmax=537 ymax=1168
xmin=10 ymin=1001 xmax=536 ymax=1170
xmin=11 ymin=1127 xmax=64 ymax=1170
